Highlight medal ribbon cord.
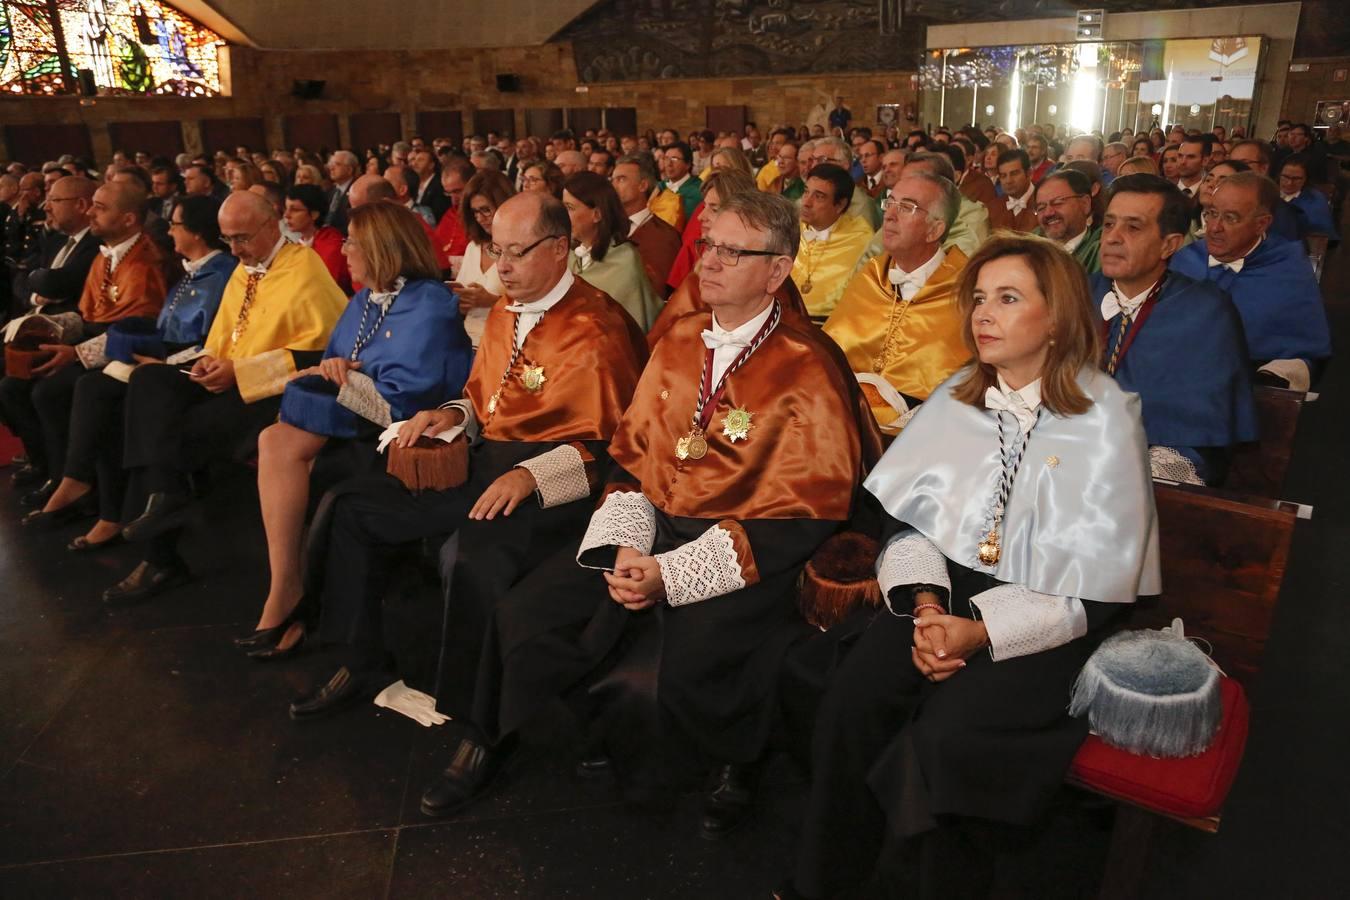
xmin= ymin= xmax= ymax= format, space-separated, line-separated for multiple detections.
xmin=689 ymin=300 xmax=781 ymax=432
xmin=985 ymin=410 xmax=1035 ymax=538
xmin=1104 ymin=274 xmax=1166 ymax=376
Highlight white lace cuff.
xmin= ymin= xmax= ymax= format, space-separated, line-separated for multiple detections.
xmin=577 ymin=489 xmax=657 ymax=568
xmin=517 ymin=444 xmax=593 ymax=509
xmin=656 ymin=524 xmax=750 ymax=607
xmin=968 ymin=583 xmax=1087 ymax=661
xmin=876 ymin=529 xmax=950 ymax=613
xmin=439 ymin=397 xmax=479 ymax=443
xmin=75 ymin=333 xmax=108 ymax=369
xmin=1149 ymin=446 xmax=1204 ymax=485
xmin=1257 ymin=358 xmax=1310 ymax=393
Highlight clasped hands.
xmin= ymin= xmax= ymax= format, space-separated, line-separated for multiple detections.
xmin=604 ymin=545 xmax=665 ymax=612
xmin=911 ymin=592 xmax=989 ymax=683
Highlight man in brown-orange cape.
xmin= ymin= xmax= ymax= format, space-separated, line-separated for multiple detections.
xmin=417 ymin=192 xmax=867 ymax=840
xmin=285 ymin=191 xmax=648 ymax=725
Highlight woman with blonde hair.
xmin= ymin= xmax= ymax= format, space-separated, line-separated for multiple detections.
xmin=781 ymin=233 xmax=1160 ymax=900
xmin=225 ymin=159 xmax=262 ymax=192
xmin=293 ymin=163 xmax=324 ymax=187
xmin=238 ymin=202 xmax=473 ymax=659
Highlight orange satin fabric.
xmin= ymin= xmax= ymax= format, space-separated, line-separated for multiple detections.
xmin=646 ymin=268 xmax=809 ymax=349
xmin=464 ymin=279 xmax=648 ymax=443
xmin=78 ymin=236 xmax=168 ymax=323
xmin=608 ymin=309 xmax=863 ymax=522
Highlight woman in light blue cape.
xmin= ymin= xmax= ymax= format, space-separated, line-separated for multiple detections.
xmin=786 ymin=234 xmax=1160 ymax=900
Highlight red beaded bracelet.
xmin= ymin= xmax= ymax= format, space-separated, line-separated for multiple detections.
xmin=913 ymin=603 xmax=945 ymax=617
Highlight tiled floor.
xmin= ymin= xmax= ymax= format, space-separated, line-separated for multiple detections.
xmin=1 ymin=250 xmax=1346 ymax=898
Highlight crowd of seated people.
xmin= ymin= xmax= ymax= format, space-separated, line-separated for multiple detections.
xmin=0 ymin=111 xmax=1338 ymax=897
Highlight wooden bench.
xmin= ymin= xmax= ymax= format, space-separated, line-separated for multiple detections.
xmin=1067 ymin=482 xmax=1300 ymax=899
xmin=1224 ymin=385 xmax=1306 ymax=500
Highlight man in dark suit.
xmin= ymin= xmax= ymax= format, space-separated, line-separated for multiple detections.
xmin=409 ymin=147 xmax=449 ymax=224
xmin=325 ymin=150 xmax=359 ymax=234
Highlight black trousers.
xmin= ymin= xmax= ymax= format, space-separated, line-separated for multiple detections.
xmin=28 ymin=364 xmax=90 ymax=483
xmin=64 ymin=371 xmax=130 ymax=519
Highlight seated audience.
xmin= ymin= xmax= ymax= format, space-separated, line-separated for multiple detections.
xmin=791 ymin=163 xmax=875 ymax=318
xmin=519 ymin=160 xmax=564 ymax=199
xmin=989 ymin=149 xmax=1039 ymax=232
xmin=419 ymin=192 xmax=866 ymax=834
xmin=103 ymin=192 xmax=346 ymax=606
xmin=1034 ymin=169 xmax=1101 ymax=273
xmin=1170 ymin=171 xmax=1332 ymax=391
xmin=1278 ymin=153 xmax=1339 ymax=239
xmin=825 ymin=172 xmax=969 ymax=434
xmin=452 ymin=170 xmax=515 ymax=347
xmin=433 ymin=157 xmax=475 ymax=260
xmin=563 ymin=172 xmax=662 ymax=331
xmin=26 ymin=196 xmax=236 ymax=545
xmin=409 ymin=147 xmax=449 ymax=223
xmin=664 ymin=169 xmax=758 ymax=294
xmin=1095 ymin=175 xmax=1258 ymax=485
xmin=283 ymin=191 xmax=646 ymax=721
xmin=769 ymin=143 xmax=806 ymax=200
xmin=384 ymin=164 xmax=437 ymax=225
xmin=8 ymin=175 xmax=100 ymax=322
xmin=784 ymin=234 xmax=1159 ymax=900
xmin=325 ymin=151 xmax=359 ymax=233
xmin=612 ymin=154 xmax=682 ymax=298
xmin=661 ymin=142 xmax=703 ymax=221
xmin=809 ymin=137 xmax=881 ymax=228
xmin=285 ymin=183 xmax=351 ymax=294
xmin=243 ymin=202 xmax=472 ymax=659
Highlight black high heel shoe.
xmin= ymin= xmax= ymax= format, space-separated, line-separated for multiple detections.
xmin=233 ymin=602 xmax=306 ymax=650
xmin=247 ymin=618 xmax=308 ymax=662
xmin=22 ymin=493 xmax=98 ymax=530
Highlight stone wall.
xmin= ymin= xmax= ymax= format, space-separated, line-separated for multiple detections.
xmin=1280 ymin=57 xmax=1350 ymax=126
xmin=0 ymin=42 xmax=918 ymax=164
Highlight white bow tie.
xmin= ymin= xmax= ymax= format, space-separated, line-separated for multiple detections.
xmin=1006 ymin=197 xmax=1028 ymax=214
xmin=1100 ymin=288 xmax=1147 ymax=321
xmin=984 ymin=386 xmax=1039 ymax=434
xmin=887 ymin=266 xmax=923 ymax=294
xmin=803 ymin=227 xmax=831 ymax=242
xmin=99 ymin=245 xmax=116 ymax=259
xmin=701 ymin=330 xmax=751 ymax=351
xmin=367 ymin=277 xmax=406 ymax=310
xmin=1207 ymin=255 xmax=1244 ymax=274
xmin=574 ymin=245 xmax=592 ymax=269
xmin=505 ymin=302 xmax=546 ymax=314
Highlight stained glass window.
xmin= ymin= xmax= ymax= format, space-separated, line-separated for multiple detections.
xmin=0 ymin=1 xmax=225 ymax=97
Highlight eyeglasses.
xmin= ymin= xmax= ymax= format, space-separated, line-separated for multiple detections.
xmin=1032 ymin=194 xmax=1086 ymax=215
xmin=470 ymin=205 xmax=494 ymax=219
xmin=484 ymin=233 xmax=563 ymax=261
xmin=880 ymin=197 xmax=930 ymax=217
xmin=694 ymin=239 xmax=780 ymax=266
xmin=520 ymin=175 xmax=544 ymax=187
xmin=221 ymin=224 xmax=266 ymax=246
xmin=1201 ymin=209 xmax=1254 ymax=226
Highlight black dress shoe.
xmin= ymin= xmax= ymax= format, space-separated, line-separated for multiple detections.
xmin=68 ymin=533 xmax=124 ymax=553
xmin=574 ymin=754 xmax=613 ymax=780
xmin=102 ymin=560 xmax=192 ymax=607
xmin=699 ymin=762 xmax=759 ymax=840
xmin=288 ymin=667 xmax=372 ymax=720
xmin=248 ymin=620 xmax=307 ymax=662
xmin=420 ymin=734 xmax=512 ymax=818
xmin=10 ymin=463 xmax=43 ymax=488
xmin=22 ymin=493 xmax=97 ymax=530
xmin=19 ymin=479 xmax=56 ymax=509
xmin=121 ymin=491 xmax=197 ymax=542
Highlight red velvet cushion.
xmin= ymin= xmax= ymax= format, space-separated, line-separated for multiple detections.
xmin=0 ymin=425 xmax=23 ymax=465
xmin=1069 ymin=674 xmax=1249 ymax=819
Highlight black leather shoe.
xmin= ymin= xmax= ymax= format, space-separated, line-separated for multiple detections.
xmin=288 ymin=666 xmax=370 ymax=720
xmin=102 ymin=560 xmax=192 ymax=607
xmin=19 ymin=479 xmax=56 ymax=509
xmin=248 ymin=620 xmax=307 ymax=662
xmin=699 ymin=762 xmax=759 ymax=840
xmin=10 ymin=463 xmax=44 ymax=488
xmin=22 ymin=493 xmax=97 ymax=530
xmin=574 ymin=754 xmax=613 ymax=780
xmin=420 ymin=735 xmax=511 ymax=818
xmin=121 ymin=491 xmax=197 ymax=542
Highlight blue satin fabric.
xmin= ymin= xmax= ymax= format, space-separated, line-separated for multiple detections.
xmin=1286 ymin=192 xmax=1340 ymax=240
xmin=104 ymin=317 xmax=164 ymax=363
xmin=864 ymin=366 xmax=1161 ymax=605
xmin=279 ymin=278 xmax=472 ymax=438
xmin=158 ymin=252 xmax=238 ymax=346
xmin=1093 ymin=271 xmax=1258 ymax=451
xmin=1170 ymin=235 xmax=1331 ymax=365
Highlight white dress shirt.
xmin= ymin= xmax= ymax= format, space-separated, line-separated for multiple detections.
xmin=244 ymin=234 xmax=288 ymax=277
xmin=505 ymin=269 xmax=575 ymax=348
xmin=703 ymin=301 xmax=776 ymax=384
xmin=628 ymin=208 xmax=653 ymax=234
xmin=887 ymin=248 xmax=945 ymax=301
xmin=1100 ymin=278 xmax=1158 ymax=321
xmin=1062 ymin=226 xmax=1089 ymax=254
xmin=99 ymin=231 xmax=142 ymax=274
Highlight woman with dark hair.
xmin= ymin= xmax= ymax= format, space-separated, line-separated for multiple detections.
xmin=520 ymin=160 xmax=564 ymax=198
xmin=451 ymin=170 xmax=515 ymax=346
xmin=779 ymin=234 xmax=1159 ymax=900
xmin=285 ymin=183 xmax=350 ymax=293
xmin=242 ymin=202 xmax=472 ymax=659
xmin=24 ymin=195 xmax=238 ymax=547
xmin=259 ymin=159 xmax=288 ymax=187
xmin=1131 ymin=136 xmax=1154 ymax=160
xmin=563 ymin=171 xmax=661 ymax=330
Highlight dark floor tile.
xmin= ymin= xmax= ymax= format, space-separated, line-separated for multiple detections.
xmin=0 ymin=828 xmax=396 ymax=900
xmin=0 ymin=624 xmax=417 ymax=865
xmin=0 ymin=632 xmax=114 ymax=775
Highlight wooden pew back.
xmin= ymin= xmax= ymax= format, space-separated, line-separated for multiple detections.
xmin=1224 ymin=386 xmax=1305 ymax=499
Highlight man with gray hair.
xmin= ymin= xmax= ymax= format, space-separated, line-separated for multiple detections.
xmin=809 ymin=136 xmax=880 ymax=228
xmin=612 ymin=153 xmax=681 ymax=297
xmin=324 ymin=150 xmax=360 ymax=233
xmin=429 ymin=189 xmax=867 ymax=838
xmin=390 ymin=141 xmax=412 ymax=167
xmin=826 ymin=171 xmax=970 ymax=433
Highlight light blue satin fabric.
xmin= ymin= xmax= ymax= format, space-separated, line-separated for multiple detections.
xmin=865 ymin=366 xmax=1161 ymax=605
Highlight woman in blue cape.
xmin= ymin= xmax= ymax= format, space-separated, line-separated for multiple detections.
xmin=244 ymin=202 xmax=471 ymax=660
xmin=23 ymin=195 xmax=237 ymax=548
xmin=782 ymin=236 xmax=1160 ymax=900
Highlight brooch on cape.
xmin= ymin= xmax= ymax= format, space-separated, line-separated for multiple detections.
xmin=722 ymin=407 xmax=753 ymax=443
xmin=521 ymin=365 xmax=546 ymax=393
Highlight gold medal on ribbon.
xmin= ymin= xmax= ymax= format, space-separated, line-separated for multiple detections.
xmin=722 ymin=407 xmax=753 ymax=443
xmin=801 ymin=280 xmax=813 ymax=294
xmin=676 ymin=429 xmax=708 ymax=461
xmin=522 ymin=365 xmax=546 ymax=392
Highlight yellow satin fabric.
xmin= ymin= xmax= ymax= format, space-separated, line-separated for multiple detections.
xmin=791 ymin=213 xmax=875 ymax=318
xmin=823 ymin=249 xmax=970 ymax=426
xmin=205 ymin=244 xmax=345 ymax=363
xmin=647 ymin=189 xmax=685 ymax=231
xmin=755 ymin=160 xmax=781 ymax=192
xmin=464 ymin=279 xmax=648 ymax=443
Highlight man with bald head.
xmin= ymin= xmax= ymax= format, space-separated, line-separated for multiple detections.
xmin=105 ymin=190 xmax=346 ymax=605
xmin=283 ymin=190 xmax=648 ymax=725
xmin=12 ymin=175 xmax=100 ymax=319
xmin=1170 ymin=171 xmax=1331 ymax=391
xmin=1 ymin=179 xmax=168 ymax=506
xmin=555 ymin=150 xmax=587 ymax=180
xmin=383 ymin=164 xmax=436 ymax=225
